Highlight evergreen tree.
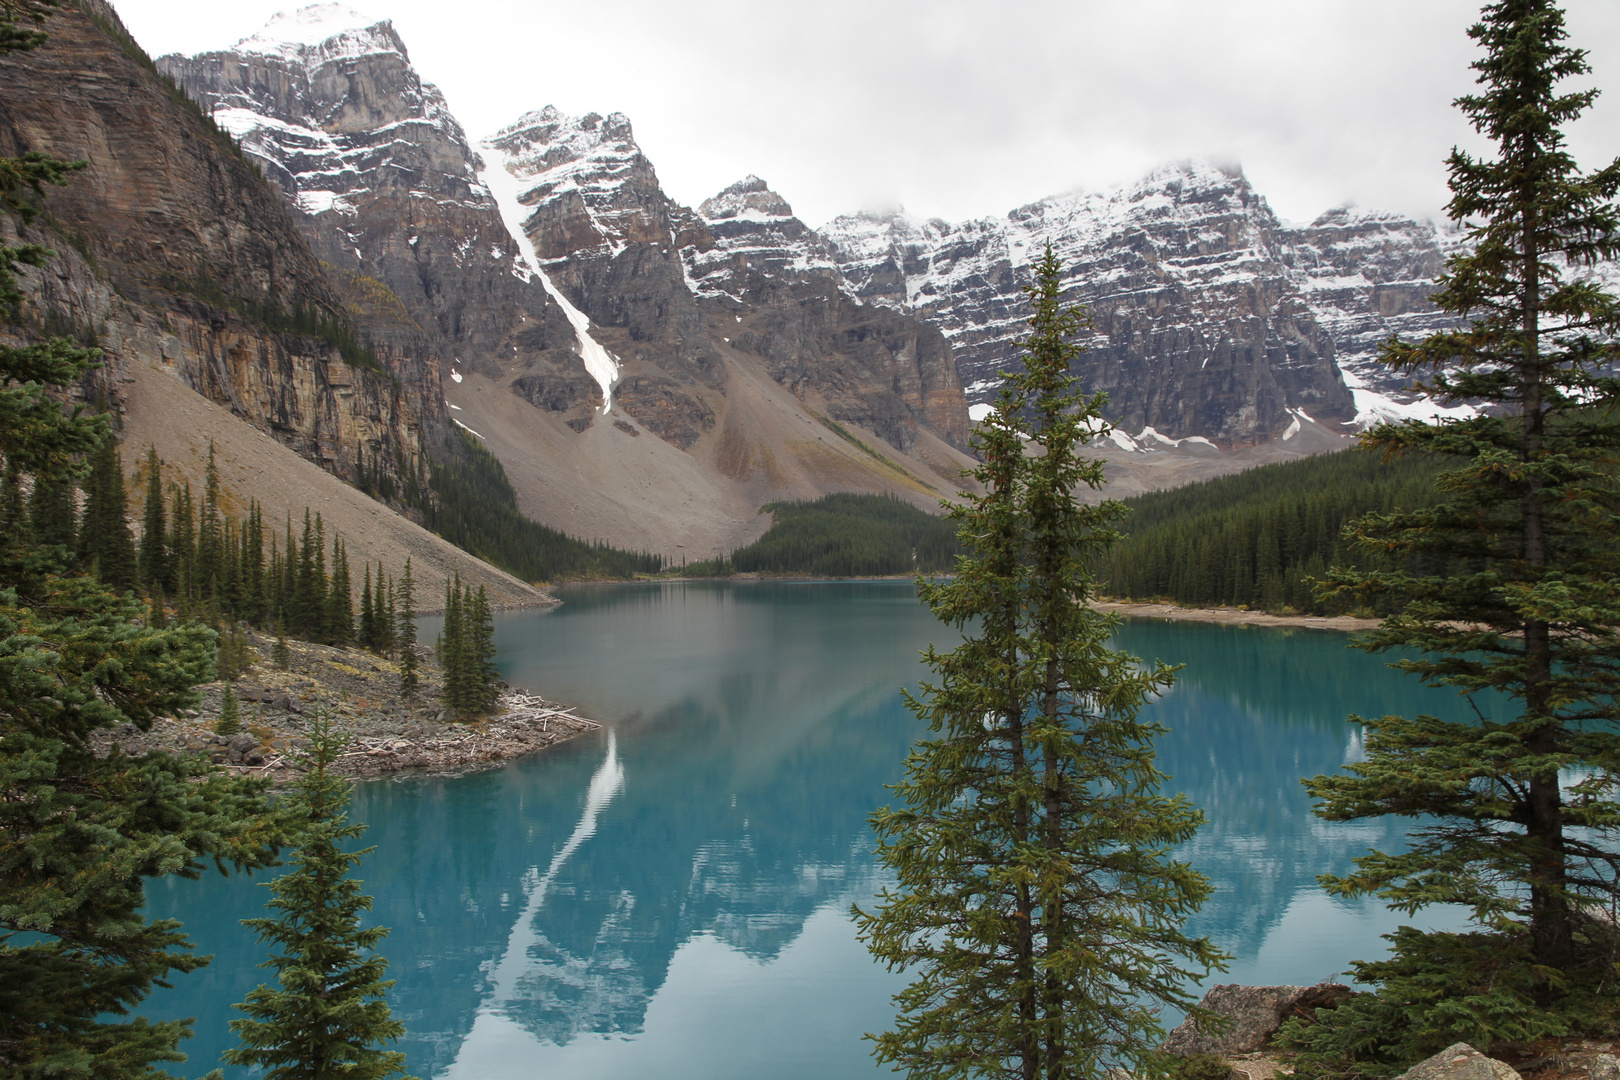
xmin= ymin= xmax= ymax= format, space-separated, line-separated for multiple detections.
xmin=378 ymin=570 xmax=396 ymax=658
xmin=80 ymin=433 xmax=136 ymax=591
xmin=224 ymin=713 xmax=414 ymax=1080
xmin=467 ymin=584 xmax=499 ymax=715
xmin=0 ymin=11 xmax=281 ymax=1072
xmin=197 ymin=441 xmax=223 ymax=602
xmin=170 ymin=480 xmax=195 ymax=608
xmin=137 ymin=445 xmax=167 ymax=589
xmin=1298 ymin=0 xmax=1620 ymax=1058
xmin=0 ymin=459 xmax=24 ymax=543
xmin=293 ymin=510 xmax=322 ymax=639
xmin=216 ymin=682 xmax=241 ymax=736
xmin=438 ymin=576 xmax=468 ymax=717
xmin=273 ymin=632 xmax=292 ymax=672
xmin=326 ymin=537 xmax=354 ymax=647
xmin=27 ymin=469 xmax=76 ymax=554
xmin=854 ymin=247 xmax=1225 ymax=1079
xmin=359 ymin=565 xmax=376 ymax=651
xmin=395 ymin=560 xmax=418 ymax=699
xmin=242 ymin=499 xmax=266 ymax=625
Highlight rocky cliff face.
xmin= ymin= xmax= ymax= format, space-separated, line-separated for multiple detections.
xmin=155 ymin=6 xmax=598 ymax=430
xmin=0 ymin=0 xmax=430 ymax=489
xmin=478 ymin=109 xmax=969 ymax=452
xmin=159 ymin=9 xmax=979 ymax=560
xmin=817 ymin=163 xmax=1542 ymax=442
xmin=823 ymin=163 xmax=1360 ymax=446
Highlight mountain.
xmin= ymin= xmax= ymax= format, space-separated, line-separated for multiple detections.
xmin=818 ymin=158 xmax=1609 ymax=444
xmin=161 ymin=10 xmax=978 ymax=560
xmin=0 ymin=0 xmax=545 ymax=602
xmin=823 ymin=162 xmax=1374 ymax=446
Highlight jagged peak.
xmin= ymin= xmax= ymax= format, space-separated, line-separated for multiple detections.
xmin=235 ymin=4 xmax=405 ymax=64
xmin=486 ymin=105 xmax=638 ymax=155
xmin=699 ymin=176 xmax=793 ymax=222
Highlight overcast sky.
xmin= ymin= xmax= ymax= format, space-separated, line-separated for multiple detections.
xmin=109 ymin=0 xmax=1620 ymax=229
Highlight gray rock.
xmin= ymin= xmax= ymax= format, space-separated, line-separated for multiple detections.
xmin=1162 ymin=982 xmax=1351 ymax=1054
xmin=1395 ymin=1044 xmax=1520 ymax=1080
xmin=226 ymin=733 xmax=258 ymax=754
xmin=1591 ymin=1055 xmax=1619 ymax=1080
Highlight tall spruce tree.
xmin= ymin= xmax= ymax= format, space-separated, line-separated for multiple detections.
xmin=326 ymin=537 xmax=353 ymax=647
xmin=854 ymin=247 xmax=1225 ymax=1079
xmin=1297 ymin=0 xmax=1620 ymax=1058
xmin=467 ymin=584 xmax=499 ymax=715
xmin=438 ymin=575 xmax=468 ymax=717
xmin=79 ymin=422 xmax=135 ymax=593
xmin=224 ymin=714 xmax=413 ymax=1080
xmin=137 ymin=445 xmax=167 ymax=590
xmin=0 ymin=6 xmax=281 ymax=1074
xmin=197 ymin=441 xmax=223 ymax=602
xmin=359 ymin=564 xmax=376 ymax=651
xmin=395 ymin=559 xmax=418 ymax=699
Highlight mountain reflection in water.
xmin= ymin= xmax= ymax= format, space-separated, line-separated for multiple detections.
xmin=147 ymin=583 xmax=1477 ymax=1079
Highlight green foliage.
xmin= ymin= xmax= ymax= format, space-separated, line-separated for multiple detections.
xmin=1277 ymin=923 xmax=1620 ymax=1080
xmin=216 ymin=682 xmax=241 ymax=737
xmin=686 ymin=493 xmax=962 ymax=577
xmin=854 ymin=248 xmax=1225 ymax=1079
xmin=217 ymin=620 xmax=254 ymax=681
xmin=437 ymin=576 xmax=498 ymax=719
xmin=417 ymin=429 xmax=661 ymax=581
xmin=1099 ymin=450 xmax=1452 ymax=612
xmin=1303 ymin=0 xmax=1620 ymax=1035
xmin=0 ymin=14 xmax=285 ymax=1075
xmin=396 ymin=560 xmax=418 ymax=699
xmin=272 ymin=632 xmax=292 ymax=671
xmin=225 ymin=714 xmax=414 ymax=1080
xmin=1171 ymin=1054 xmax=1238 ymax=1080
xmin=79 ymin=432 xmax=137 ymax=591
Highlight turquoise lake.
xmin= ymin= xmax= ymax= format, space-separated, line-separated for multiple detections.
xmin=145 ymin=580 xmax=1483 ymax=1078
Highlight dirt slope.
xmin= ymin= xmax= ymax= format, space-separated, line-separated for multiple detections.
xmin=446 ymin=346 xmax=983 ymax=562
xmin=119 ymin=358 xmax=551 ymax=607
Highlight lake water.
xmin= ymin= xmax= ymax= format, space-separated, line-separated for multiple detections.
xmin=145 ymin=581 xmax=1482 ymax=1079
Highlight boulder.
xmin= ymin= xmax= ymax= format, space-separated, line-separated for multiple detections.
xmin=1588 ymin=1056 xmax=1617 ymax=1080
xmin=1163 ymin=983 xmax=1351 ymax=1054
xmin=1395 ymin=1044 xmax=1520 ymax=1080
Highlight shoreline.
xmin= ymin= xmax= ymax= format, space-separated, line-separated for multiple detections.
xmin=1091 ymin=600 xmax=1381 ymax=633
xmin=96 ymin=633 xmax=602 ymax=784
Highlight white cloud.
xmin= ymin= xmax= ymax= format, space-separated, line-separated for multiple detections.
xmin=112 ymin=0 xmax=1620 ymax=227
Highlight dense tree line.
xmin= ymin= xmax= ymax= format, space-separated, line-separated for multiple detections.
xmin=10 ymin=435 xmax=422 ymax=656
xmin=416 ymin=430 xmax=662 ymax=581
xmin=1098 ymin=449 xmax=1453 ymax=613
xmin=689 ymin=492 xmax=962 ymax=577
xmin=437 ymin=574 xmax=498 ymax=719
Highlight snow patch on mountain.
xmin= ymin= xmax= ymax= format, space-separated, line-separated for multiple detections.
xmin=481 ymin=106 xmax=666 ymax=261
xmin=478 ymin=156 xmax=621 ymax=412
xmin=685 ymin=175 xmax=844 ymax=299
xmin=237 ymin=3 xmax=399 ymax=60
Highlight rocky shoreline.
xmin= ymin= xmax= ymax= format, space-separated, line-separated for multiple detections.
xmin=1091 ymin=600 xmax=1382 ymax=633
xmin=1160 ymin=984 xmax=1618 ymax=1080
xmin=93 ymin=632 xmax=601 ymax=783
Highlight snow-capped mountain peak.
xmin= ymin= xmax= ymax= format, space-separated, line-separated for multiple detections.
xmin=235 ymin=4 xmax=403 ymax=64
xmin=699 ymin=176 xmax=794 ymax=222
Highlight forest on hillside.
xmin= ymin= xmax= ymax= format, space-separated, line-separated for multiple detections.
xmin=1098 ymin=448 xmax=1453 ymax=614
xmin=686 ymin=493 xmax=961 ymax=577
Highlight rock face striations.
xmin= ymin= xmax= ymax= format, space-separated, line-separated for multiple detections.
xmin=478 ymin=111 xmax=970 ymax=453
xmin=823 ymin=163 xmax=1358 ymax=445
xmin=160 ymin=7 xmax=979 ymax=559
xmin=820 ymin=162 xmax=1502 ymax=442
xmin=156 ymin=5 xmax=596 ymax=430
xmin=0 ymin=0 xmax=430 ymax=492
